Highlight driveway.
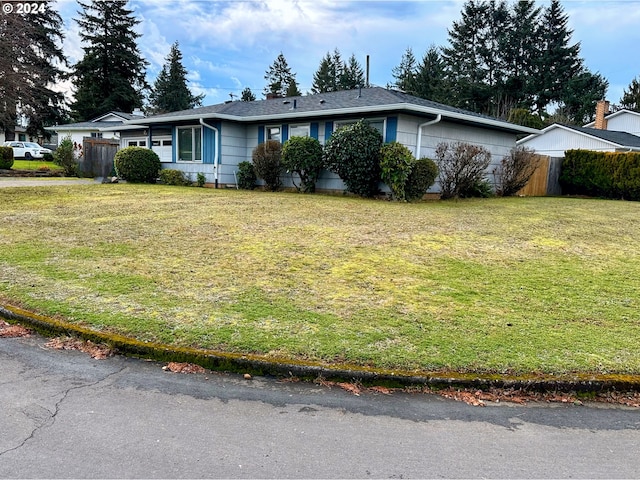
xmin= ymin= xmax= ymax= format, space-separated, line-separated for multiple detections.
xmin=1 ymin=333 xmax=639 ymax=478
xmin=0 ymin=177 xmax=98 ymax=188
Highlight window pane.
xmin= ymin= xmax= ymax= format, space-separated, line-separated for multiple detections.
xmin=194 ymin=127 xmax=202 ymax=161
xmin=290 ymin=125 xmax=310 ymax=138
xmin=267 ymin=126 xmax=280 ymax=142
xmin=178 ymin=128 xmax=192 ymax=161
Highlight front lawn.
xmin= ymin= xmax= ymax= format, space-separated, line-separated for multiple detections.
xmin=11 ymin=159 xmax=63 ymax=172
xmin=1 ymin=185 xmax=639 ymax=375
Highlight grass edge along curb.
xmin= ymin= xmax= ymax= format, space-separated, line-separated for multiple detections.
xmin=2 ymin=302 xmax=640 ymax=393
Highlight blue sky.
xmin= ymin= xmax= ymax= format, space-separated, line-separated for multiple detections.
xmin=54 ymin=0 xmax=640 ymax=110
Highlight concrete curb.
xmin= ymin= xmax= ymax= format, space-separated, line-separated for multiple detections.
xmin=2 ymin=303 xmax=640 ymax=393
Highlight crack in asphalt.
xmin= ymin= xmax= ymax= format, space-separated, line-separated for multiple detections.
xmin=0 ymin=366 xmax=127 ymax=457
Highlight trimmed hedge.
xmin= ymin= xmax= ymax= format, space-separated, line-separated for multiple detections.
xmin=560 ymin=149 xmax=640 ymax=200
xmin=0 ymin=146 xmax=14 ymax=169
xmin=324 ymin=120 xmax=383 ymax=197
xmin=405 ymin=157 xmax=439 ymax=201
xmin=114 ymin=147 xmax=161 ymax=183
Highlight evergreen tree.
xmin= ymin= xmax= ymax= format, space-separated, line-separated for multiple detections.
xmin=340 ymin=54 xmax=365 ymax=90
xmin=241 ymin=87 xmax=256 ymax=102
xmin=311 ymin=52 xmax=336 ymax=94
xmin=441 ymin=0 xmax=493 ymax=113
xmin=71 ymin=0 xmax=148 ymax=121
xmin=533 ymin=0 xmax=582 ymax=115
xmin=501 ymin=0 xmax=543 ymax=112
xmin=621 ymin=77 xmax=640 ymax=112
xmin=148 ymin=42 xmax=203 ymax=114
xmin=413 ymin=46 xmax=450 ymax=103
xmin=391 ymin=47 xmax=418 ymax=94
xmin=263 ymin=52 xmax=300 ymax=98
xmin=0 ymin=0 xmax=67 ymax=140
xmin=560 ymin=70 xmax=608 ymax=124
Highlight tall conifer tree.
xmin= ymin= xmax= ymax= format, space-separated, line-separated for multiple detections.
xmin=0 ymin=0 xmax=67 ymax=140
xmin=71 ymin=0 xmax=148 ymax=121
xmin=264 ymin=53 xmax=300 ymax=98
xmin=148 ymin=42 xmax=203 ymax=114
xmin=621 ymin=77 xmax=640 ymax=112
xmin=533 ymin=0 xmax=582 ymax=114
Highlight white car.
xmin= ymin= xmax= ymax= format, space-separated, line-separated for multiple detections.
xmin=2 ymin=141 xmax=52 ymax=159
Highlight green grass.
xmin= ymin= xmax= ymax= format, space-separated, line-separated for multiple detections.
xmin=10 ymin=159 xmax=63 ymax=171
xmin=1 ymin=184 xmax=640 ymax=375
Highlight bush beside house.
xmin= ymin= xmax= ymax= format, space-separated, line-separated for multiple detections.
xmin=53 ymin=136 xmax=78 ymax=176
xmin=114 ymin=146 xmax=161 ymax=183
xmin=324 ymin=120 xmax=383 ymax=198
xmin=281 ymin=136 xmax=324 ymax=193
xmin=252 ymin=140 xmax=282 ymax=191
xmin=560 ymin=149 xmax=640 ymax=200
xmin=0 ymin=146 xmax=14 ymax=169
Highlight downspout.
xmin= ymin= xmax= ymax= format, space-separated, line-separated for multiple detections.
xmin=199 ymin=118 xmax=219 ymax=188
xmin=416 ymin=114 xmax=442 ymax=158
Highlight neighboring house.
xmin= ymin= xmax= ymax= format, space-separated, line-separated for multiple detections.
xmin=583 ymin=108 xmax=640 ymax=136
xmin=46 ymin=110 xmax=145 ymax=147
xmin=518 ymin=101 xmax=640 ymax=157
xmin=517 ymin=124 xmax=640 ymax=157
xmin=108 ymin=87 xmax=538 ymax=190
xmin=0 ymin=126 xmax=28 ymax=144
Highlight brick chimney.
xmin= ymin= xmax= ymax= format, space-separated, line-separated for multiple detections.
xmin=594 ymin=100 xmax=610 ymax=130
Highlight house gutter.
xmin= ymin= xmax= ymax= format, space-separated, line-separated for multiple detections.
xmin=415 ymin=114 xmax=442 ymax=158
xmin=199 ymin=118 xmax=219 ymax=188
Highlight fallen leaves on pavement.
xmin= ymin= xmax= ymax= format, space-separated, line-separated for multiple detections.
xmin=0 ymin=320 xmax=31 ymax=338
xmin=163 ymin=362 xmax=206 ymax=374
xmin=44 ymin=336 xmax=115 ymax=359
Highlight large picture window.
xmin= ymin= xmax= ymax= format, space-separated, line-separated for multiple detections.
xmin=177 ymin=126 xmax=202 ymax=162
xmin=335 ymin=119 xmax=384 ymax=136
xmin=289 ymin=124 xmax=310 ymax=138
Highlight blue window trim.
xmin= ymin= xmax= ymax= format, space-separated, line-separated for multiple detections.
xmin=258 ymin=125 xmax=265 ymax=144
xmin=310 ymin=123 xmax=319 ymax=139
xmin=324 ymin=121 xmax=333 ymax=143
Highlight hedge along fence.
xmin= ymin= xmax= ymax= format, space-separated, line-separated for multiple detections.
xmin=560 ymin=149 xmax=640 ymax=200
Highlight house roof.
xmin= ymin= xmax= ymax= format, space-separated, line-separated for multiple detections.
xmin=121 ymin=87 xmax=539 ymax=135
xmin=518 ymin=123 xmax=640 ymax=149
xmin=45 ymin=121 xmax=125 ymax=132
xmin=45 ymin=111 xmax=145 ymax=132
xmin=583 ymin=108 xmax=640 ymax=128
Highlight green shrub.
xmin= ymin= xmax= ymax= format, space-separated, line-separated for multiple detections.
xmin=53 ymin=136 xmax=77 ymax=176
xmin=0 ymin=146 xmax=14 ymax=169
xmin=236 ymin=161 xmax=256 ymax=190
xmin=405 ymin=157 xmax=438 ymax=201
xmin=196 ymin=172 xmax=206 ymax=187
xmin=324 ymin=120 xmax=383 ymax=197
xmin=560 ymin=150 xmax=640 ymax=200
xmin=282 ymin=136 xmax=324 ymax=193
xmin=459 ymin=178 xmax=494 ymax=198
xmin=380 ymin=141 xmax=414 ymax=201
xmin=114 ymin=146 xmax=161 ymax=183
xmin=43 ymin=152 xmax=54 ymax=162
xmin=252 ymin=140 xmax=282 ymax=191
xmin=159 ymin=169 xmax=191 ymax=186
xmin=435 ymin=142 xmax=492 ymax=199
xmin=493 ymin=146 xmax=541 ymax=197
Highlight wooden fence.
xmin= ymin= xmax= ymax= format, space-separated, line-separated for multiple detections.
xmin=79 ymin=138 xmax=119 ymax=178
xmin=517 ymin=155 xmax=563 ymax=196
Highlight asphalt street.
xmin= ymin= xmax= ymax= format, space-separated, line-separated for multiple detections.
xmin=1 ymin=333 xmax=639 ymax=479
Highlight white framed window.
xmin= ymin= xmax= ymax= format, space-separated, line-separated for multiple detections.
xmin=177 ymin=126 xmax=202 ymax=162
xmin=126 ymin=139 xmax=147 ymax=147
xmin=266 ymin=126 xmax=281 ymax=142
xmin=335 ymin=118 xmax=385 ymax=136
xmin=289 ymin=124 xmax=310 ymax=138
